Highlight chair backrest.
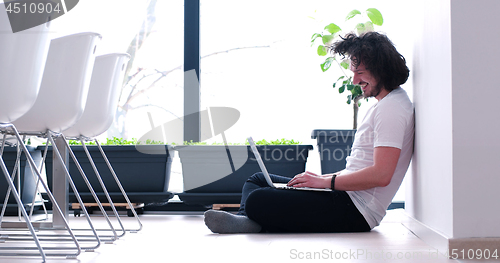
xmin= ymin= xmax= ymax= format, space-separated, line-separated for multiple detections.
xmin=63 ymin=53 xmax=130 ymax=138
xmin=0 ymin=4 xmax=51 ymax=123
xmin=12 ymin=32 xmax=101 ymax=133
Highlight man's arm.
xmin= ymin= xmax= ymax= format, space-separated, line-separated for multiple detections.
xmin=334 ymin=146 xmax=400 ymax=191
xmin=287 ymin=146 xmax=400 ymax=191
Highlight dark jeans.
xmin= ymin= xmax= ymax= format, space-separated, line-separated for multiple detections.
xmin=238 ymin=172 xmax=371 ymax=233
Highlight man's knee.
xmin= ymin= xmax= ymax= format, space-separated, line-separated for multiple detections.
xmin=247 ymin=172 xmax=267 ymax=185
xmin=245 ymin=187 xmax=275 ymax=220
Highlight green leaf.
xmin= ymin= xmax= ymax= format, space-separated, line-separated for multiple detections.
xmin=364 ymin=21 xmax=374 ymax=32
xmin=356 ymin=23 xmax=364 ymax=35
xmin=352 ymin=85 xmax=363 ymax=97
xmin=347 ymin=84 xmax=355 ymax=91
xmin=366 ymin=8 xmax=383 ymax=26
xmin=324 ymin=23 xmax=341 ymax=34
xmin=317 ymin=45 xmax=327 ymax=56
xmin=345 ymin=9 xmax=361 ymax=21
xmin=340 ymin=60 xmax=349 ymax=70
xmin=320 ymin=57 xmax=334 ymax=72
xmin=336 ymin=75 xmax=344 ymax=81
xmin=322 ymin=34 xmax=334 ymax=45
xmin=339 ymin=85 xmax=346 ymax=93
xmin=356 ymin=22 xmax=373 ymax=35
xmin=311 ymin=33 xmax=322 ymax=42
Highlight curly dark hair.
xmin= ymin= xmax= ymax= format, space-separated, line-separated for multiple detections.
xmin=332 ymin=32 xmax=409 ymax=92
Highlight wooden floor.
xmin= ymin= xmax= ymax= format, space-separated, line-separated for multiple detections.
xmin=0 ymin=209 xmax=479 ymax=263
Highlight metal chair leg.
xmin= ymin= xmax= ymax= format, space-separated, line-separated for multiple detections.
xmin=57 ymin=135 xmax=119 ymax=242
xmin=46 ymin=133 xmax=103 ymax=251
xmin=80 ymin=139 xmax=126 ymax=238
xmin=27 ymin=138 xmax=50 ymax=221
xmin=0 ymin=157 xmax=46 ymax=262
xmin=0 ymin=124 xmax=81 ymax=260
xmin=0 ymin=138 xmax=23 ymax=222
xmin=95 ymin=139 xmax=143 ymax=232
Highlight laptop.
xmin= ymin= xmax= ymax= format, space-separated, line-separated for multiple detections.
xmin=247 ymin=137 xmax=332 ymax=192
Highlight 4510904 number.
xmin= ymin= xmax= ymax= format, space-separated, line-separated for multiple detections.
xmin=5 ymin=2 xmax=62 ymax=14
xmin=448 ymin=249 xmax=498 ymax=260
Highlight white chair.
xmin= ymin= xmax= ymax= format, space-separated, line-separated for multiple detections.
xmin=0 ymin=4 xmax=80 ymax=261
xmin=0 ymin=6 xmax=49 ymax=123
xmin=12 ymin=32 xmax=100 ymax=133
xmin=63 ymin=53 xmax=143 ymax=233
xmin=10 ymin=32 xmax=118 ymax=250
xmin=64 ymin=53 xmax=131 ymax=138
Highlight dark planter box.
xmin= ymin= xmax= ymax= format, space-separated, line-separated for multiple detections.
xmin=0 ymin=146 xmax=42 ymax=213
xmin=40 ymin=145 xmax=174 ymax=204
xmin=311 ymin=129 xmax=356 ymax=174
xmin=175 ymin=144 xmax=313 ymax=206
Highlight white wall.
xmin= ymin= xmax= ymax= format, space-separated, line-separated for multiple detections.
xmin=450 ymin=0 xmax=500 ymax=238
xmin=408 ymin=0 xmax=500 ymax=240
xmin=407 ymin=0 xmax=454 ymax=238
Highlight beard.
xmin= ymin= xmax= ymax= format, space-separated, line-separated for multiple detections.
xmin=362 ymin=82 xmax=383 ymax=98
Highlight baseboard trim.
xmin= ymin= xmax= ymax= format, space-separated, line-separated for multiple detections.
xmin=401 ymin=213 xmax=449 ymax=256
xmin=402 ymin=213 xmax=500 ymax=259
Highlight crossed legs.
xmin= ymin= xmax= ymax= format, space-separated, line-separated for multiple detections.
xmin=204 ymin=172 xmax=370 ymax=233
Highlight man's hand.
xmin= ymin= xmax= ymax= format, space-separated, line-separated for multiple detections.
xmin=287 ymin=171 xmax=332 ymax=189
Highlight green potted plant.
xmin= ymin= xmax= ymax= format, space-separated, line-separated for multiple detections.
xmin=175 ymin=139 xmax=313 ymax=206
xmin=310 ymin=8 xmax=383 ymax=174
xmin=41 ymin=137 xmax=175 ymax=205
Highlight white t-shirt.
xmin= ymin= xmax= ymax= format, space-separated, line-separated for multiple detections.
xmin=343 ymin=87 xmax=414 ymax=229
